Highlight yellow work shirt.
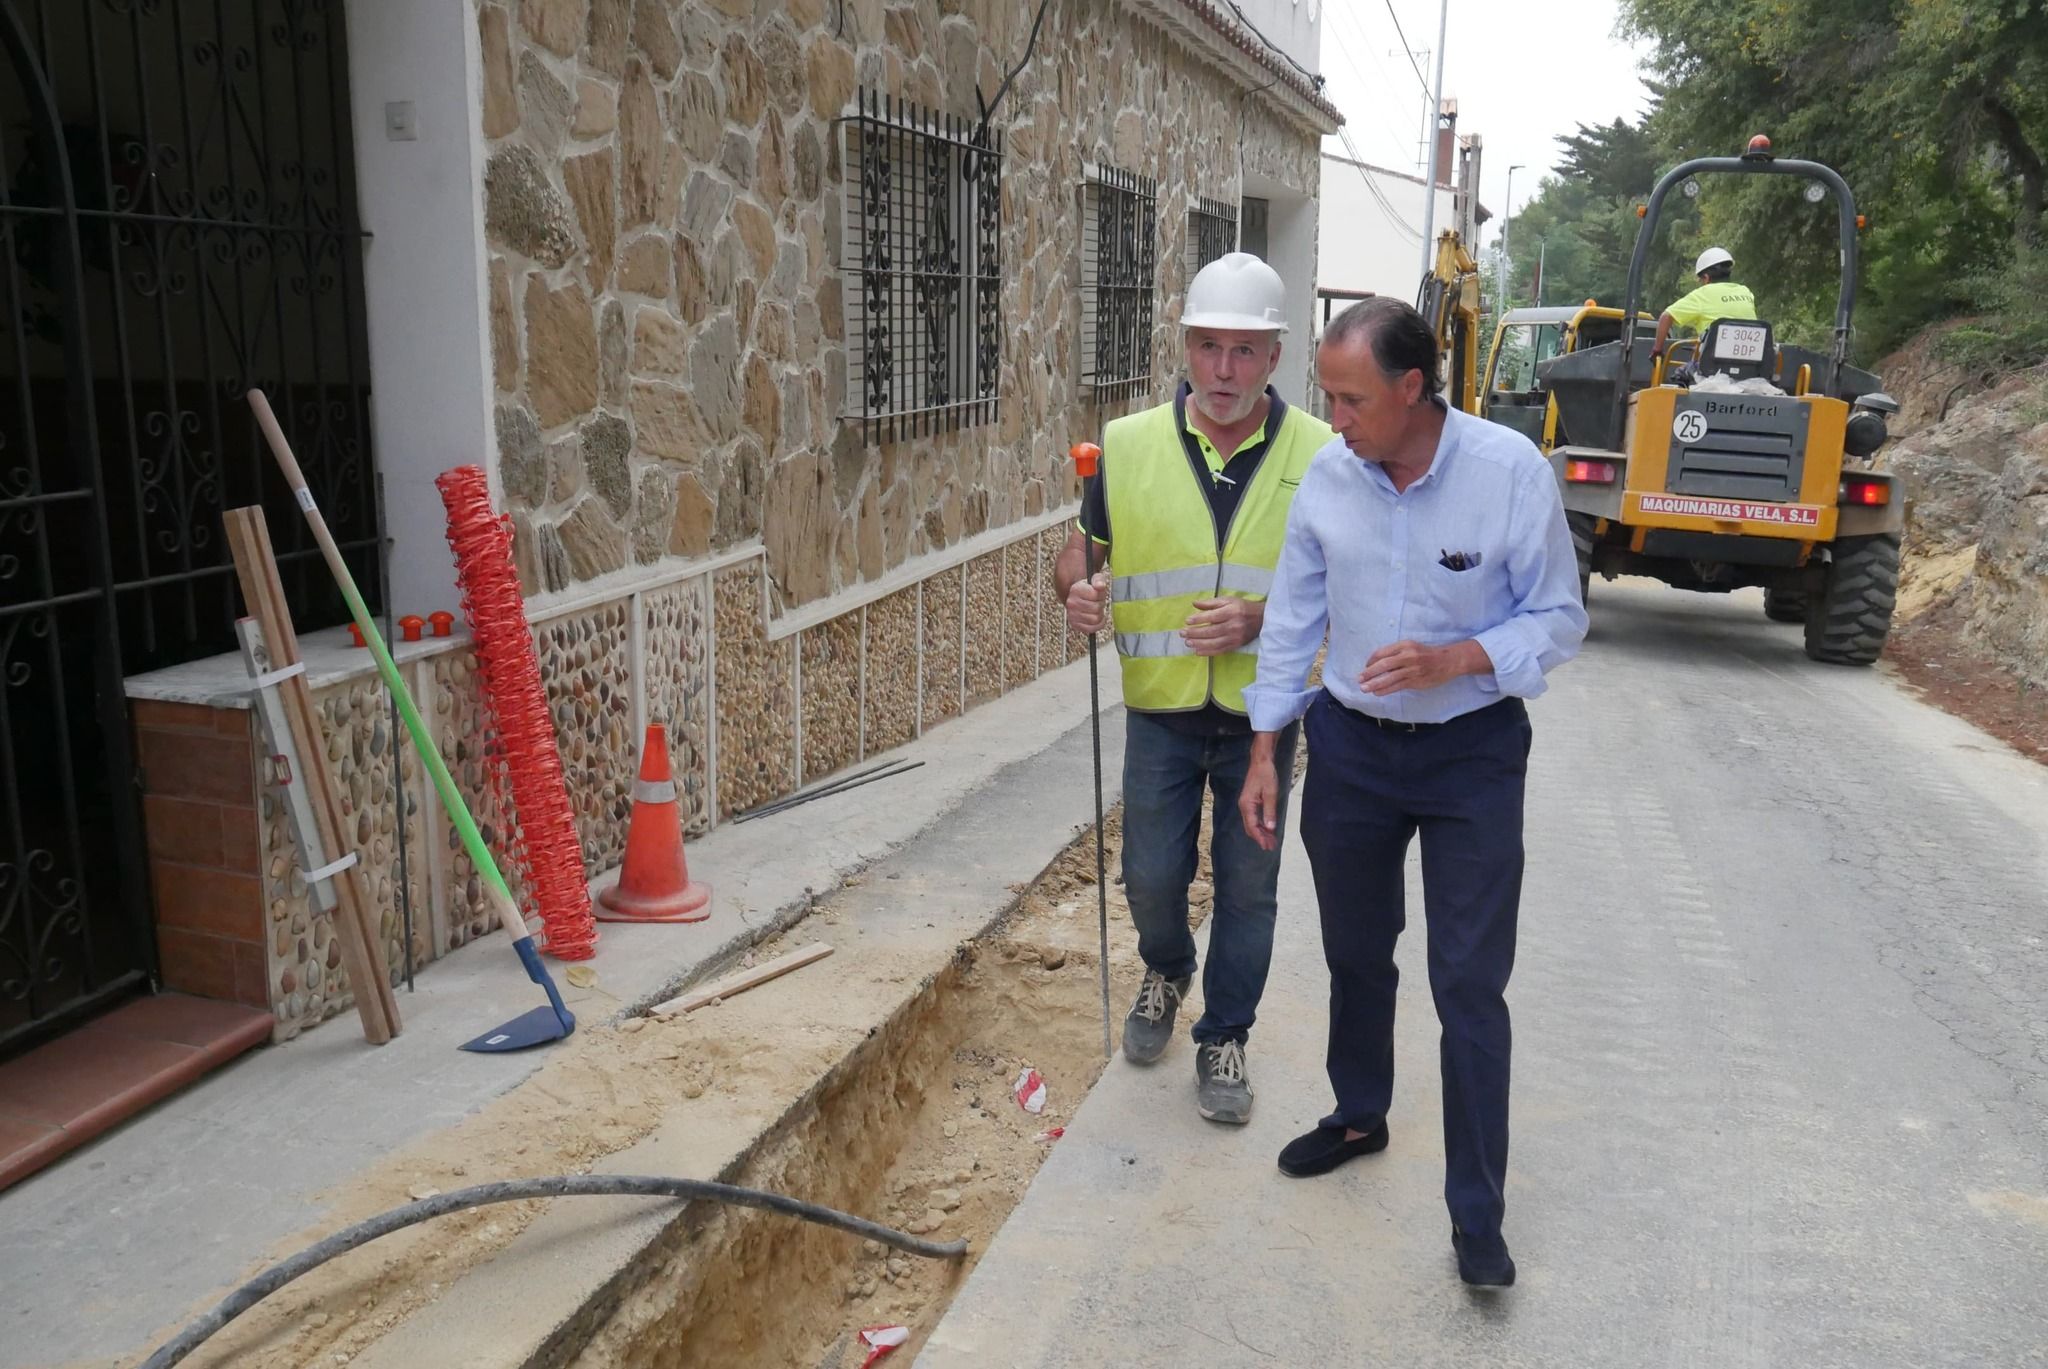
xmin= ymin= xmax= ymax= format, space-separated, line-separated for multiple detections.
xmin=1185 ymin=407 xmax=1269 ymax=475
xmin=1665 ymin=281 xmax=1758 ymax=334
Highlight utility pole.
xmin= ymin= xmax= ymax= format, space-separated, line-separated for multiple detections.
xmin=1535 ymin=239 xmax=1546 ymax=306
xmin=1499 ymin=164 xmax=1525 ymax=305
xmin=1416 ymin=0 xmax=1450 ymax=278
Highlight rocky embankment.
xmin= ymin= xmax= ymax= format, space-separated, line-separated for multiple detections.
xmin=1878 ymin=326 xmax=2048 ymax=689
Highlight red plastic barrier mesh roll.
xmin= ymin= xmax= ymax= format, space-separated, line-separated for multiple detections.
xmin=436 ymin=465 xmax=597 ymax=961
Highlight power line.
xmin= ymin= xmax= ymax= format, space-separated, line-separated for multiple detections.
xmin=1380 ymin=0 xmax=1434 ymax=99
xmin=1325 ymin=6 xmax=1420 ymax=166
xmin=1215 ymin=0 xmax=1422 ymax=243
xmin=1332 ymin=127 xmax=1424 ymax=241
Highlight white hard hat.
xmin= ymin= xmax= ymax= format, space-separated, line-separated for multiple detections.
xmin=1695 ymin=246 xmax=1734 ymax=274
xmin=1182 ymin=251 xmax=1288 ymax=332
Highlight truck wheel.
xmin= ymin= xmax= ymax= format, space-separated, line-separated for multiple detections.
xmin=1567 ymin=512 xmax=1597 ymax=606
xmin=1802 ymin=533 xmax=1900 ymax=665
xmin=1763 ymin=587 xmax=1808 ymax=622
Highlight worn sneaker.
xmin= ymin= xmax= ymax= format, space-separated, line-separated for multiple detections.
xmin=1195 ymin=1039 xmax=1254 ymax=1124
xmin=1122 ymin=970 xmax=1189 ymax=1064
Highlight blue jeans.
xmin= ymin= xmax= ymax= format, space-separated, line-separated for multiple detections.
xmin=1120 ymin=711 xmax=1299 ymax=1046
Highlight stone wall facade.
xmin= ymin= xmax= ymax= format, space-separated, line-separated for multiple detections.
xmin=477 ymin=0 xmax=1323 ymax=611
xmin=124 ymin=0 xmax=1325 ymax=1039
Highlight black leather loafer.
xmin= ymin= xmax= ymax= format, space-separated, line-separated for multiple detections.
xmin=1452 ymin=1225 xmax=1516 ymax=1288
xmin=1276 ymin=1121 xmax=1390 ymax=1177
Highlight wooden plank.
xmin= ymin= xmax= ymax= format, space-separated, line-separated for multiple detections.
xmin=224 ymin=507 xmax=399 ymax=1043
xmin=237 ymin=507 xmax=403 ymax=1040
xmin=650 ymin=944 xmax=834 ymax=1017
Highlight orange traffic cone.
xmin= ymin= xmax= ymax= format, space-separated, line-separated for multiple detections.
xmin=596 ymin=724 xmax=711 ymax=923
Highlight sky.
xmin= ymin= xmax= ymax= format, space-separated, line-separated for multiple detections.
xmin=1316 ymin=0 xmax=1656 ymax=248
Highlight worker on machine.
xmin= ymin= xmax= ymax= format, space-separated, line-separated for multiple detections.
xmin=1651 ymin=247 xmax=1756 ymax=378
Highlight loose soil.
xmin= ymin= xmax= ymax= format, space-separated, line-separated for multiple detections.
xmin=134 ymin=803 xmax=1228 ymax=1369
xmin=1893 ymin=544 xmax=1978 ymax=623
xmin=1885 ymin=588 xmax=2048 ymax=766
xmin=575 ymin=807 xmax=1220 ymax=1369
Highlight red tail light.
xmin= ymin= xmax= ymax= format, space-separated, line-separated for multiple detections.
xmin=1840 ymin=477 xmax=1888 ymax=506
xmin=1566 ymin=459 xmax=1618 ymax=484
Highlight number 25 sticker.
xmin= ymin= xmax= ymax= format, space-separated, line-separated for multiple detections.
xmin=1672 ymin=411 xmax=1709 ymax=443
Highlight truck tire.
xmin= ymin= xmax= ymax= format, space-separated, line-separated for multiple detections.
xmin=1802 ymin=533 xmax=1900 ymax=665
xmin=1763 ymin=587 xmax=1808 ymax=622
xmin=1567 ymin=512 xmax=1597 ymax=606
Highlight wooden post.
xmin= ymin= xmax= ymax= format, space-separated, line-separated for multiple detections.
xmin=223 ymin=505 xmax=400 ymax=1043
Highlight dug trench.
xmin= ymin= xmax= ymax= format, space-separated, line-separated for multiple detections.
xmin=570 ymin=807 xmax=1215 ymax=1369
xmin=149 ymin=805 xmax=1216 ymax=1369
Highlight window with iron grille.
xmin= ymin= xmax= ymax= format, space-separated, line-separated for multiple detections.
xmin=1080 ymin=166 xmax=1157 ymax=401
xmin=1190 ymin=196 xmax=1238 ymax=276
xmin=840 ymin=90 xmax=1003 ymax=444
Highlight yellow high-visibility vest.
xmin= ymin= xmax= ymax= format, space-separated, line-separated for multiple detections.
xmin=1101 ymin=397 xmax=1331 ymax=714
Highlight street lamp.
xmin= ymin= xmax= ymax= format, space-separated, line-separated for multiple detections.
xmin=1499 ymin=163 xmax=1525 ymax=304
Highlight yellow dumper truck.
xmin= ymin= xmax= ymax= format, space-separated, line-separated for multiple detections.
xmin=1477 ymin=139 xmax=1903 ymax=665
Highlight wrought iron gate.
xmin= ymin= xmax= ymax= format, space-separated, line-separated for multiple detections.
xmin=0 ymin=0 xmax=379 ymax=1053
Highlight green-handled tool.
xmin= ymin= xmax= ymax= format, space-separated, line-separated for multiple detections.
xmin=247 ymin=390 xmax=574 ymax=1053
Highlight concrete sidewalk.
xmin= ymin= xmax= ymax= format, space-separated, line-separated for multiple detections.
xmin=0 ymin=655 xmax=1123 ymax=1369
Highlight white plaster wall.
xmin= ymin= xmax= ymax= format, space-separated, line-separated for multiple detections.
xmin=343 ymin=0 xmax=495 ymax=616
xmin=1244 ymin=172 xmax=1320 ymax=408
xmin=1234 ymin=0 xmax=1323 ymax=78
xmin=1317 ymin=152 xmax=1456 ymax=305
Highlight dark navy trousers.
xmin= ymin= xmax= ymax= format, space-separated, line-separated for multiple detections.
xmin=1298 ymin=689 xmax=1531 ymax=1240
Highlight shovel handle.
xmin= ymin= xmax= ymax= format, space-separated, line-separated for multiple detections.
xmin=248 ymin=390 xmax=516 ymax=910
xmin=488 ymin=882 xmax=530 ymax=943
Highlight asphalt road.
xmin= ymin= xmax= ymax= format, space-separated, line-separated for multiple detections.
xmin=923 ymin=579 xmax=2048 ymax=1369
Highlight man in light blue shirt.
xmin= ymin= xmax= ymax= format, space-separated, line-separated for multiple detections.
xmin=1237 ymin=297 xmax=1585 ymax=1288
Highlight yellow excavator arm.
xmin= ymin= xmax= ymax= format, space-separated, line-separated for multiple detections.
xmin=1416 ymin=231 xmax=1483 ymax=414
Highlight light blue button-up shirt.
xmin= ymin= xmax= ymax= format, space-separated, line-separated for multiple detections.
xmin=1243 ymin=401 xmax=1588 ymax=730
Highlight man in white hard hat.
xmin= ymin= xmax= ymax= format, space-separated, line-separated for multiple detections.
xmin=1651 ymin=246 xmax=1757 ymax=370
xmin=1050 ymin=252 xmax=1333 ymax=1124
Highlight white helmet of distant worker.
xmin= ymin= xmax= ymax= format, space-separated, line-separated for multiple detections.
xmin=1694 ymin=246 xmax=1734 ymax=275
xmin=1182 ymin=251 xmax=1289 ymax=332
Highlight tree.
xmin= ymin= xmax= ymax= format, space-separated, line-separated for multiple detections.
xmin=1554 ymin=118 xmax=1662 ymax=205
xmin=1620 ymin=0 xmax=2047 ymax=345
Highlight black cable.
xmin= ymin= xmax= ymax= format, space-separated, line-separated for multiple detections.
xmin=1224 ymin=0 xmax=1320 ymax=85
xmin=966 ymin=0 xmax=1052 ymax=172
xmin=138 ymin=1175 xmax=969 ymax=1369
xmin=729 ymin=759 xmax=925 ymax=823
